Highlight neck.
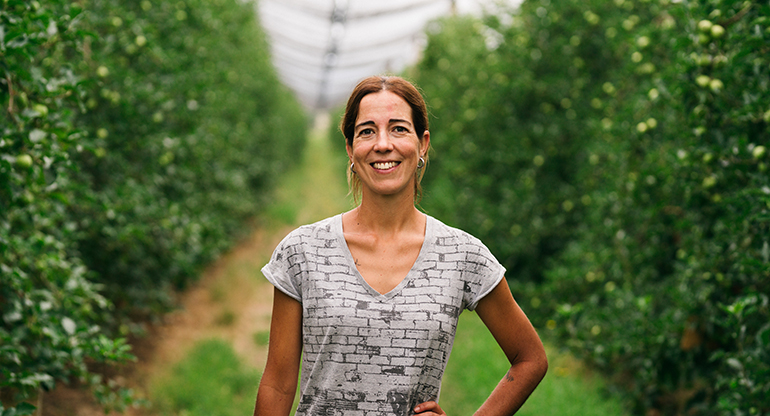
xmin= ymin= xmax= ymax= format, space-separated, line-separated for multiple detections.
xmin=348 ymin=189 xmax=421 ymax=235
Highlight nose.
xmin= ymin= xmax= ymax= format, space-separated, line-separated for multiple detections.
xmin=373 ymin=129 xmax=394 ymax=152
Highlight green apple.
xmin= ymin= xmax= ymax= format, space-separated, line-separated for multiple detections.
xmin=697 ymin=20 xmax=713 ymax=32
xmin=709 ymin=78 xmax=724 ymax=92
xmin=16 ymin=154 xmax=33 ymax=168
xmin=32 ymin=104 xmax=48 ymax=116
xmin=696 ymin=75 xmax=711 ymax=87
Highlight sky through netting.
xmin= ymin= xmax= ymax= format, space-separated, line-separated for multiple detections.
xmin=256 ymin=0 xmax=522 ymax=110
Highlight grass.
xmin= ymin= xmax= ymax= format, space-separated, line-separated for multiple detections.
xmin=442 ymin=311 xmax=629 ymax=415
xmin=214 ymin=310 xmax=236 ymax=327
xmin=149 ymin=339 xmax=260 ymax=416
xmin=253 ymin=330 xmax=270 ymax=347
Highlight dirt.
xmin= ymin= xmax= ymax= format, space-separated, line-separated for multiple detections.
xmin=42 ymin=223 xmax=294 ymax=416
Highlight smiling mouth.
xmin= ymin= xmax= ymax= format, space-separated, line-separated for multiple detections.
xmin=372 ymin=161 xmax=400 ymax=170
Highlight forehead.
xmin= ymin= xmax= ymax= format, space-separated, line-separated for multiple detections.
xmin=356 ymin=90 xmax=412 ymax=124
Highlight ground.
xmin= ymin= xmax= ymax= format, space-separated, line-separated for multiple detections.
xmin=44 ymin=224 xmax=290 ymax=416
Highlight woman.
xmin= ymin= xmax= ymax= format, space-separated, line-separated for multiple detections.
xmin=254 ymin=76 xmax=547 ymax=415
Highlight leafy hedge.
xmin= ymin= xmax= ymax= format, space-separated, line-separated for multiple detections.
xmin=411 ymin=0 xmax=768 ymax=414
xmin=1 ymin=0 xmax=305 ymax=412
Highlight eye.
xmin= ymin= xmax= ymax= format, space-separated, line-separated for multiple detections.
xmin=392 ymin=125 xmax=409 ymax=134
xmin=357 ymin=128 xmax=375 ymax=138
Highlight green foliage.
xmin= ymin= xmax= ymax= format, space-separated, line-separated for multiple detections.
xmin=0 ymin=402 xmax=36 ymax=416
xmin=412 ymin=0 xmax=769 ymax=414
xmin=1 ymin=0 xmax=133 ymax=410
xmin=415 ymin=11 xmax=603 ymax=283
xmin=72 ymin=0 xmax=307 ymax=319
xmin=150 ymin=338 xmax=260 ymax=416
xmin=1 ymin=0 xmax=305 ymax=412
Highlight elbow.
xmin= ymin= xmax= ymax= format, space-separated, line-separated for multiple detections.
xmin=521 ymin=345 xmax=548 ymax=383
xmin=512 ymin=348 xmax=548 ymax=384
xmin=535 ymin=344 xmax=548 ymax=378
xmin=538 ymin=352 xmax=549 ymax=381
xmin=534 ymin=346 xmax=548 ymax=382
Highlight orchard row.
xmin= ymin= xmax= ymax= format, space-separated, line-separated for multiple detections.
xmin=411 ymin=0 xmax=768 ymax=414
xmin=1 ymin=0 xmax=305 ymax=413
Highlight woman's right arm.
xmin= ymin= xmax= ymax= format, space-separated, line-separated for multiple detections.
xmin=254 ymin=288 xmax=303 ymax=416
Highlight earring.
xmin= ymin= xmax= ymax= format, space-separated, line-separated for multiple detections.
xmin=350 ymin=162 xmax=356 ymax=174
xmin=417 ymin=157 xmax=425 ymax=169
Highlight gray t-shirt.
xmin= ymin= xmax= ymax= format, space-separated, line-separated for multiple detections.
xmin=262 ymin=214 xmax=505 ymax=415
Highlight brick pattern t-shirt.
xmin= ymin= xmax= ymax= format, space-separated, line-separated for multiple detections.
xmin=261 ymin=214 xmax=505 ymax=415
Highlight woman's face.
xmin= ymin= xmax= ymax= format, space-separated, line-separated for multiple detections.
xmin=347 ymin=90 xmax=430 ymax=200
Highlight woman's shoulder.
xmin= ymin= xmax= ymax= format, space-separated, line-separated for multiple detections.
xmin=426 ymin=215 xmax=505 ymax=278
xmin=278 ymin=214 xmax=342 ymax=245
xmin=295 ymin=214 xmax=340 ymax=234
xmin=426 ymin=214 xmax=485 ymax=248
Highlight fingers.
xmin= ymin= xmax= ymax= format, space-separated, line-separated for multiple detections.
xmin=414 ymin=401 xmax=446 ymax=415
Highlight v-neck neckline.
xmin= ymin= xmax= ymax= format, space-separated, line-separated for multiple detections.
xmin=335 ymin=213 xmax=431 ymax=300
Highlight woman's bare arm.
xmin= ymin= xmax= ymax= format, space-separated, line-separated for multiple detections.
xmin=253 ymin=288 xmax=303 ymax=416
xmin=472 ymin=278 xmax=548 ymax=415
xmin=413 ymin=279 xmax=547 ymax=416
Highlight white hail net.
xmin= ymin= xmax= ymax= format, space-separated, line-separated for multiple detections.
xmin=256 ymin=0 xmax=521 ymax=110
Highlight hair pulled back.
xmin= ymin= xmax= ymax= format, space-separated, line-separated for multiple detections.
xmin=340 ymin=75 xmax=430 ymax=203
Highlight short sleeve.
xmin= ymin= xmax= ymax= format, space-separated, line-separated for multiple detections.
xmin=461 ymin=235 xmax=506 ymax=311
xmin=261 ymin=230 xmax=306 ymax=303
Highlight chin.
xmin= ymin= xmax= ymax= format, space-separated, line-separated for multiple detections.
xmin=368 ymin=187 xmax=413 ymax=199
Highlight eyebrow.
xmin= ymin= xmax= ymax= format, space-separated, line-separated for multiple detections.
xmin=355 ymin=119 xmax=413 ymax=130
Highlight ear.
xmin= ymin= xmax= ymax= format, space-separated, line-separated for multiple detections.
xmin=346 ymin=142 xmax=354 ymax=162
xmin=420 ymin=130 xmax=430 ymax=158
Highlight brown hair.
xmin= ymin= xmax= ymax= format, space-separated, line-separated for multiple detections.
xmin=340 ymin=75 xmax=430 ymax=203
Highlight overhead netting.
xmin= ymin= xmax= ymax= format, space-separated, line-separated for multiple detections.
xmin=256 ymin=0 xmax=519 ymax=110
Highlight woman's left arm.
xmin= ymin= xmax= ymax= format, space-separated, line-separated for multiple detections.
xmin=414 ymin=279 xmax=548 ymax=415
xmin=472 ymin=278 xmax=548 ymax=415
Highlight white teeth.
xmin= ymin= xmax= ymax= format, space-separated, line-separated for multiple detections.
xmin=372 ymin=161 xmax=399 ymax=169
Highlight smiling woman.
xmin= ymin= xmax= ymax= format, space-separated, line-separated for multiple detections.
xmin=347 ymin=89 xmax=429 ymax=206
xmin=254 ymin=75 xmax=547 ymax=416
xmin=340 ymin=76 xmax=431 ymax=204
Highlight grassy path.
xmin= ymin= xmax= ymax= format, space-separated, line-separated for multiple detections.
xmin=141 ymin=115 xmax=349 ymax=416
xmin=47 ymin=113 xmax=627 ymax=415
xmin=45 ymin=114 xmax=348 ymax=416
xmin=142 ymin=113 xmax=353 ymax=415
